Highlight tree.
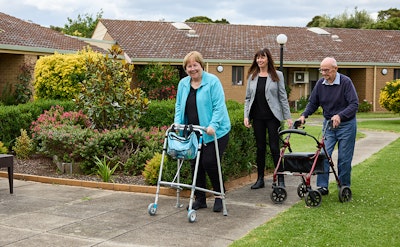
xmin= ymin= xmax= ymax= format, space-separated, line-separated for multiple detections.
xmin=185 ymin=16 xmax=230 ymax=24
xmin=369 ymin=8 xmax=400 ymax=30
xmin=307 ymin=7 xmax=374 ymax=29
xmin=306 ymin=15 xmax=331 ymax=27
xmin=50 ymin=9 xmax=103 ymax=38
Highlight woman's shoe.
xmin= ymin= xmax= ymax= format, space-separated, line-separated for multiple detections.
xmin=251 ymin=178 xmax=265 ymax=189
xmin=213 ymin=198 xmax=223 ymax=212
xmin=187 ymin=198 xmax=207 ymax=210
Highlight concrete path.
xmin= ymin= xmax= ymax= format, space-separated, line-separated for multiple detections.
xmin=0 ymin=129 xmax=399 ymax=247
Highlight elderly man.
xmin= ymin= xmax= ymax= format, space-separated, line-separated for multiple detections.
xmin=299 ymin=57 xmax=359 ymax=195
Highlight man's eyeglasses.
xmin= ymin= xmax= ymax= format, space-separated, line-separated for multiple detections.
xmin=319 ymin=68 xmax=331 ymax=73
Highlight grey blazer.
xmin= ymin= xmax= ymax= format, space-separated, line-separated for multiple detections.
xmin=244 ymin=70 xmax=291 ymax=121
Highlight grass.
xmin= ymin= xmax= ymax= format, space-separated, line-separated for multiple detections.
xmin=230 ymin=115 xmax=400 ymax=247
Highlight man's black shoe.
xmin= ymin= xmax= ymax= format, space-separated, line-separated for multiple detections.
xmin=317 ymin=187 xmax=329 ymax=195
xmin=251 ymin=179 xmax=265 ymax=189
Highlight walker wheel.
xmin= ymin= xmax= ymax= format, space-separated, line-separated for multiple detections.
xmin=339 ymin=186 xmax=352 ymax=203
xmin=270 ymin=187 xmax=287 ymax=204
xmin=297 ymin=183 xmax=307 ymax=198
xmin=188 ymin=209 xmax=197 ymax=223
xmin=148 ymin=203 xmax=157 ymax=216
xmin=305 ymin=190 xmax=322 ymax=207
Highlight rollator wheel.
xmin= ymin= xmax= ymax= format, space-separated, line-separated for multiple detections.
xmin=305 ymin=190 xmax=322 ymax=207
xmin=270 ymin=187 xmax=287 ymax=204
xmin=148 ymin=203 xmax=157 ymax=216
xmin=188 ymin=209 xmax=197 ymax=223
xmin=297 ymin=183 xmax=307 ymax=198
xmin=339 ymin=186 xmax=352 ymax=203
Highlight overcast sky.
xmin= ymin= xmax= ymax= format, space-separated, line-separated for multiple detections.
xmin=1 ymin=0 xmax=398 ymax=28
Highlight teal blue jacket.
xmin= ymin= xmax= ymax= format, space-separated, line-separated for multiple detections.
xmin=174 ymin=71 xmax=231 ymax=144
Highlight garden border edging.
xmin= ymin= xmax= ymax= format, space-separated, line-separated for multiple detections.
xmin=0 ymin=171 xmax=259 ymax=197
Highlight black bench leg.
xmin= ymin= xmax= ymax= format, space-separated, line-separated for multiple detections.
xmin=8 ymin=166 xmax=13 ymax=194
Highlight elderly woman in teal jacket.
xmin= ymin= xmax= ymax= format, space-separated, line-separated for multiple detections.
xmin=174 ymin=51 xmax=231 ymax=213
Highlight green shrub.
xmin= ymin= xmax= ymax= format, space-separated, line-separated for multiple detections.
xmin=142 ymin=152 xmax=192 ymax=186
xmin=0 ymin=83 xmax=16 ymax=105
xmin=222 ymin=107 xmax=261 ymax=181
xmin=359 ymin=99 xmax=372 ymax=112
xmin=138 ymin=99 xmax=175 ymax=129
xmin=74 ymin=126 xmax=160 ymax=175
xmin=0 ymin=99 xmax=74 ymax=148
xmin=12 ymin=129 xmax=35 ymax=159
xmin=75 ymin=53 xmax=149 ymax=130
xmin=295 ymin=96 xmax=309 ymax=112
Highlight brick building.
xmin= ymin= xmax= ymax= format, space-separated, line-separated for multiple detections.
xmin=0 ymin=12 xmax=104 ymax=99
xmin=1 ymin=12 xmax=400 ymax=111
xmin=93 ymin=20 xmax=400 ymax=111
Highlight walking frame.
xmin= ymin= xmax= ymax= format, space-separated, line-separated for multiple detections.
xmin=148 ymin=123 xmax=227 ymax=222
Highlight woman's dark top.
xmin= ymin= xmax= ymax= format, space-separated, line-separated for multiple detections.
xmin=185 ymin=86 xmax=200 ymax=125
xmin=250 ymin=76 xmax=274 ymax=120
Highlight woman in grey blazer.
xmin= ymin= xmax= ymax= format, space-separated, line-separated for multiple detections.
xmin=244 ymin=48 xmax=292 ymax=189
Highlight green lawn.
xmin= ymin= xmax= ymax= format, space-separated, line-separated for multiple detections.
xmin=230 ymin=115 xmax=400 ymax=247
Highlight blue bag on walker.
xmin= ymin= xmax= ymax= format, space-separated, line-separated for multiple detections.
xmin=167 ymin=129 xmax=198 ymax=160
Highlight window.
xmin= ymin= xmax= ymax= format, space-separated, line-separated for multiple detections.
xmin=232 ymin=66 xmax=244 ymax=85
xmin=394 ymin=69 xmax=400 ymax=80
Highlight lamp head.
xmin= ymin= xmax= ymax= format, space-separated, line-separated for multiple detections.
xmin=276 ymin=34 xmax=288 ymax=45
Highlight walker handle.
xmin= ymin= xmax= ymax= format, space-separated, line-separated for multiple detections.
xmin=279 ymin=129 xmax=307 ymax=136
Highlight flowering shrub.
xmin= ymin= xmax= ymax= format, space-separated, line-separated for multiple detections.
xmin=31 ymin=106 xmax=92 ymax=162
xmin=30 ymin=105 xmax=166 ymax=174
xmin=148 ymin=85 xmax=177 ymax=100
xmin=31 ymin=105 xmax=91 ymax=133
xmin=379 ymin=79 xmax=400 ymax=113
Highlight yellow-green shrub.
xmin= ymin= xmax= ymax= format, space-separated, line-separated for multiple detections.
xmin=12 ymin=129 xmax=35 ymax=159
xmin=0 ymin=141 xmax=8 ymax=154
xmin=379 ymin=79 xmax=400 ymax=113
xmin=142 ymin=153 xmax=163 ymax=185
xmin=34 ymin=48 xmax=102 ymax=100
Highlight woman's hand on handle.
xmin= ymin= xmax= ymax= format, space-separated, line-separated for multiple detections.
xmin=206 ymin=126 xmax=215 ymax=136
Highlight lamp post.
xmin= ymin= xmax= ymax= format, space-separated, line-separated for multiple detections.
xmin=276 ymin=34 xmax=287 ymax=72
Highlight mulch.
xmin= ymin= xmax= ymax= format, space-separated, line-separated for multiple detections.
xmin=12 ymin=155 xmax=146 ymax=185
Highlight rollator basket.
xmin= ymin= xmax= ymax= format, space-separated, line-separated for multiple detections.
xmin=283 ymin=152 xmax=325 ymax=174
